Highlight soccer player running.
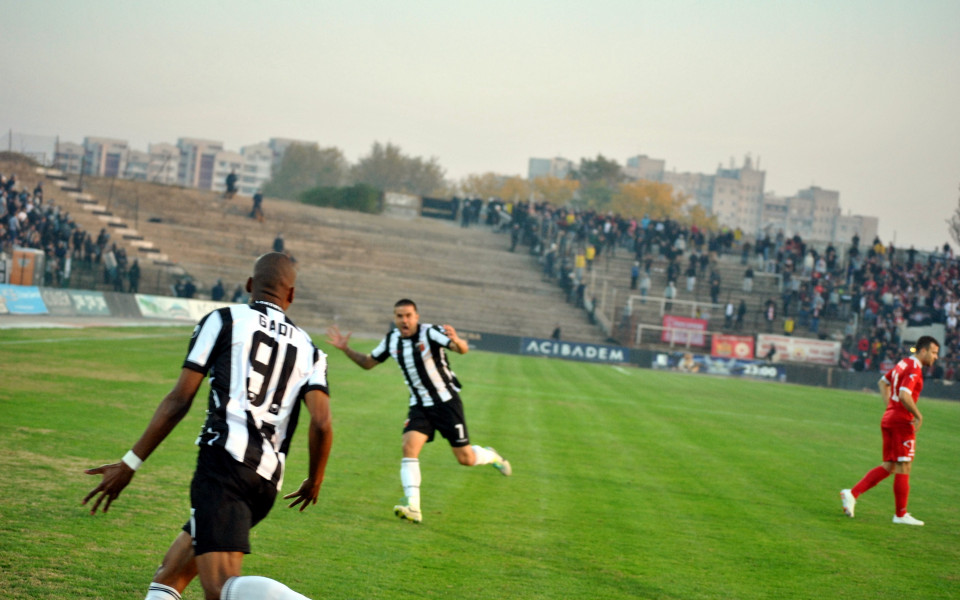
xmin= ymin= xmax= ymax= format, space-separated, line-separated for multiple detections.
xmin=326 ymin=298 xmax=510 ymax=524
xmin=83 ymin=252 xmax=333 ymax=600
xmin=840 ymin=335 xmax=939 ymax=526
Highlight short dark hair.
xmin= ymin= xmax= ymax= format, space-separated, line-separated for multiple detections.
xmin=915 ymin=336 xmax=940 ymax=352
xmin=394 ymin=298 xmax=417 ymax=312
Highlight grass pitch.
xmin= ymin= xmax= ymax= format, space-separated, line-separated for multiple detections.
xmin=0 ymin=326 xmax=958 ymax=599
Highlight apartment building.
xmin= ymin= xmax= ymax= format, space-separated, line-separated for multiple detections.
xmin=238 ymin=143 xmax=273 ymax=195
xmin=124 ymin=149 xmax=150 ymax=180
xmin=83 ymin=137 xmax=129 ymax=178
xmin=209 ymin=143 xmax=272 ymax=196
xmin=55 ymin=141 xmax=84 ymax=175
xmin=620 ymin=152 xmax=877 ymax=244
xmin=761 ymin=187 xmax=877 ymax=244
xmin=528 ymin=157 xmax=574 ymax=180
xmin=52 ymin=135 xmax=272 ymax=193
xmin=177 ymin=138 xmax=224 ymax=190
xmin=147 ymin=143 xmax=180 ymax=185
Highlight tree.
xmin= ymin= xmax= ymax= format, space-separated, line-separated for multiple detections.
xmin=531 ymin=176 xmax=580 ymax=206
xmin=300 ymin=183 xmax=381 ymax=214
xmin=609 ymin=180 xmax=687 ymax=221
xmin=262 ymin=144 xmax=348 ymax=200
xmin=574 ymin=154 xmax=624 ymax=187
xmin=458 ymin=173 xmax=530 ymax=202
xmin=458 ymin=172 xmax=502 ymax=199
xmin=947 ymin=184 xmax=960 ymax=248
xmin=498 ymin=176 xmax=530 ymax=203
xmin=351 ymin=142 xmax=446 ymax=197
xmin=577 ymin=181 xmax=614 ymax=209
xmin=684 ymin=204 xmax=719 ymax=232
xmin=571 ymin=154 xmax=624 ymax=208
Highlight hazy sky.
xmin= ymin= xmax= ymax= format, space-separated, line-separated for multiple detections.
xmin=3 ymin=1 xmax=958 ymax=249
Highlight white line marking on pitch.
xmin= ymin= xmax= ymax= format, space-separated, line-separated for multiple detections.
xmin=0 ymin=332 xmax=185 ymax=346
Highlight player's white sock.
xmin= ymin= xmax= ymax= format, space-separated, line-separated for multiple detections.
xmin=145 ymin=582 xmax=181 ymax=600
xmin=221 ymin=576 xmax=310 ymax=600
xmin=471 ymin=445 xmax=496 ymax=466
xmin=400 ymin=458 xmax=421 ymax=510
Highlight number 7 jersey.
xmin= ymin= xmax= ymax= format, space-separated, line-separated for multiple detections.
xmin=183 ymin=301 xmax=329 ymax=489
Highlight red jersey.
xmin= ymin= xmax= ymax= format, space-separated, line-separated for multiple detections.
xmin=881 ymin=356 xmax=925 ymax=426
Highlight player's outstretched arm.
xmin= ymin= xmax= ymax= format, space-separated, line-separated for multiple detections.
xmin=326 ymin=325 xmax=379 ymax=369
xmin=284 ymin=389 xmax=333 ymax=511
xmin=82 ymin=368 xmax=204 ymax=514
xmin=443 ymin=324 xmax=469 ymax=354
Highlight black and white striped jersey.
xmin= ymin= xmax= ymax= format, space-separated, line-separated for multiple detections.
xmin=183 ymin=300 xmax=329 ymax=490
xmin=371 ymin=324 xmax=461 ymax=407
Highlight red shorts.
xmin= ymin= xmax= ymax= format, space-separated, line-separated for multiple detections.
xmin=882 ymin=423 xmax=916 ymax=463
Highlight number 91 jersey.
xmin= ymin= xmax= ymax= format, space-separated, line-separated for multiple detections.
xmin=183 ymin=301 xmax=329 ymax=489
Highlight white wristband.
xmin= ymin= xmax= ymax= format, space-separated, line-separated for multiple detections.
xmin=122 ymin=450 xmax=143 ymax=471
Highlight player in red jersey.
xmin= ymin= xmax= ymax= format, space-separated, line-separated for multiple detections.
xmin=840 ymin=336 xmax=939 ymax=525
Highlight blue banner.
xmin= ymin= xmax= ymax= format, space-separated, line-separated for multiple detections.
xmin=521 ymin=337 xmax=629 ymax=363
xmin=652 ymin=352 xmax=786 ymax=382
xmin=0 ymin=284 xmax=49 ymax=314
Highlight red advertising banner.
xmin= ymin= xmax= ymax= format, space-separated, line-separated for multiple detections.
xmin=711 ymin=334 xmax=755 ymax=359
xmin=661 ymin=315 xmax=708 ymax=347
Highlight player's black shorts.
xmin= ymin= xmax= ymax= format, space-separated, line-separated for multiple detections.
xmin=181 ymin=445 xmax=277 ymax=555
xmin=404 ymin=393 xmax=470 ymax=447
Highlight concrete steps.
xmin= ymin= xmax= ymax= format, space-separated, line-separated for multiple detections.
xmin=57 ymin=174 xmax=605 ymax=340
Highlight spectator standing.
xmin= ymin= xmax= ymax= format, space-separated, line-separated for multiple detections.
xmin=211 ymin=279 xmax=225 ymax=301
xmin=128 ymin=259 xmax=140 ymax=293
xmin=736 ymin=299 xmax=747 ymax=330
xmin=639 ymin=271 xmax=650 ymax=302
xmin=223 ymin=170 xmax=238 ymax=199
xmin=764 ymin=299 xmax=777 ymax=332
xmin=784 ymin=316 xmax=795 ymax=336
xmin=743 ymin=267 xmax=754 ymax=293
xmin=273 ymin=233 xmax=285 ymax=254
xmin=709 ymin=271 xmax=721 ymax=305
xmin=250 ymin=191 xmax=264 ymax=222
xmin=664 ymin=281 xmax=677 ymax=312
xmin=685 ymin=264 xmax=697 ymax=294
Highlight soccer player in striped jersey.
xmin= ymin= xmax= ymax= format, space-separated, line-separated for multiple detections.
xmin=83 ymin=253 xmax=333 ymax=600
xmin=840 ymin=335 xmax=939 ymax=526
xmin=327 ymin=298 xmax=510 ymax=524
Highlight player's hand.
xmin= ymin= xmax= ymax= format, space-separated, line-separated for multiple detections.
xmin=443 ymin=324 xmax=468 ymax=353
xmin=82 ymin=462 xmax=135 ymax=514
xmin=912 ymin=414 xmax=923 ymax=431
xmin=283 ymin=478 xmax=321 ymax=512
xmin=325 ymin=325 xmax=351 ymax=351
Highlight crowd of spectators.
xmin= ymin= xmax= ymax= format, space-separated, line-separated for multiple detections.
xmin=0 ymin=170 xmax=150 ymax=292
xmin=479 ymin=199 xmax=958 ymax=382
xmin=493 ymin=199 xmax=739 ymax=303
xmin=743 ymin=229 xmax=959 ymax=380
xmin=1 ymin=167 xmax=257 ymax=302
xmin=2 ymin=172 xmax=84 ymax=287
